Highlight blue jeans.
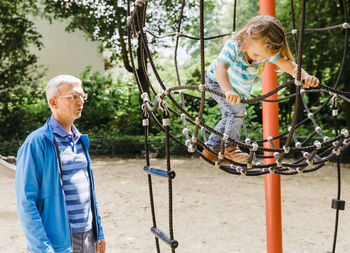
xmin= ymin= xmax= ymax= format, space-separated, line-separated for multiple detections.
xmin=205 ymin=76 xmax=246 ymax=149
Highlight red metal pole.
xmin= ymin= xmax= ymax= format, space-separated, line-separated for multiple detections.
xmin=259 ymin=1 xmax=283 ymax=253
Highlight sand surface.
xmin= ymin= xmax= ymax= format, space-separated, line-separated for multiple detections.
xmin=1 ymin=157 xmax=350 ymax=253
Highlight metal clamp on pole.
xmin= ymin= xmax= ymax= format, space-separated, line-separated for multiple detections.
xmin=331 ymin=198 xmax=345 ymax=211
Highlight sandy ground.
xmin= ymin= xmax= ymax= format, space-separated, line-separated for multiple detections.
xmin=1 ymin=157 xmax=350 ymax=253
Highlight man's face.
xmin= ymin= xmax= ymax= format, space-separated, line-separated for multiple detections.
xmin=54 ymin=82 xmax=85 ymax=123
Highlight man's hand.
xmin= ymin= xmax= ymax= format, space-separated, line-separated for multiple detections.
xmin=224 ymin=90 xmax=241 ymax=105
xmin=96 ymin=239 xmax=106 ymax=253
xmin=302 ymin=74 xmax=319 ymax=88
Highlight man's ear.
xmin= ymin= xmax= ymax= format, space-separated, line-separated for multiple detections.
xmin=49 ymin=97 xmax=58 ymax=109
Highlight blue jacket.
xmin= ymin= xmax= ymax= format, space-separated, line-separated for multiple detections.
xmin=15 ymin=119 xmax=104 ymax=253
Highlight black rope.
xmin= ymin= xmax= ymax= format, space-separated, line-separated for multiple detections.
xmin=141 ymin=23 xmax=349 ymax=41
xmin=174 ymin=0 xmax=192 ymax=145
xmin=145 ymin=115 xmax=161 ymax=252
xmin=233 ymin=0 xmax=237 ymax=32
xmin=284 ymin=0 xmax=306 ymax=149
xmin=330 ymin=98 xmax=342 ymax=253
xmin=330 ymin=2 xmax=348 ymax=250
xmin=174 ymin=0 xmax=185 ymax=88
xmin=290 ymin=0 xmax=298 ymax=55
xmin=127 ymin=0 xmax=144 ymax=94
xmin=191 ymin=0 xmax=206 ymax=150
xmin=162 ymin=110 xmax=176 ymax=253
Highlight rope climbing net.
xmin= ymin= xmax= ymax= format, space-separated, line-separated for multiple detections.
xmin=127 ymin=0 xmax=350 ymax=176
xmin=127 ymin=0 xmax=350 ymax=252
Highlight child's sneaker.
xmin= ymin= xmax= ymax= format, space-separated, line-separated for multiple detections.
xmin=224 ymin=145 xmax=249 ymax=163
xmin=201 ymin=147 xmax=220 ymax=163
xmin=201 ymin=147 xmax=232 ymax=164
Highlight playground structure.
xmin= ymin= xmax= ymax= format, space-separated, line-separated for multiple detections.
xmin=127 ymin=0 xmax=350 ymax=252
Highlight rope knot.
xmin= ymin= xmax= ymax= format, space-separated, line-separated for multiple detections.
xmin=198 ymin=84 xmax=205 ymax=92
xmin=342 ymin=22 xmax=350 ymax=29
xmin=341 ymin=129 xmax=349 ymax=138
xmin=182 ymin=128 xmax=188 ymax=135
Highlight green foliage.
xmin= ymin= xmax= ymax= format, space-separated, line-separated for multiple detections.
xmin=75 ymin=67 xmax=143 ymax=137
xmin=277 ymin=0 xmax=347 ymax=81
xmin=0 ymin=139 xmax=23 ymax=156
xmin=277 ymin=0 xmax=349 ymax=131
xmin=244 ymin=104 xmax=263 ymax=140
xmin=62 ymin=133 xmax=187 ymax=157
xmin=0 ymin=0 xmax=44 ymax=141
xmin=89 ymin=135 xmax=145 ymax=156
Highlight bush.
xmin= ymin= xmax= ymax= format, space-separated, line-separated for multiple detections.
xmin=0 ymin=139 xmax=23 ymax=156
xmin=76 ymin=67 xmax=143 ymax=136
xmin=88 ymin=134 xmax=189 ymax=157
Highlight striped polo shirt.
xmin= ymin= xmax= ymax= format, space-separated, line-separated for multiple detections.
xmin=50 ymin=116 xmax=93 ymax=233
xmin=207 ymin=39 xmax=280 ymax=97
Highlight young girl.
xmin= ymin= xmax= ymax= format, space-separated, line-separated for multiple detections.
xmin=202 ymin=15 xmax=319 ymax=164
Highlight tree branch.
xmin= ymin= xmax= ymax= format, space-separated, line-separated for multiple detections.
xmin=114 ymin=0 xmax=133 ymax=73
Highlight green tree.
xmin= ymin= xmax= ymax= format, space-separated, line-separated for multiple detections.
xmin=276 ymin=0 xmax=349 ymax=129
xmin=76 ymin=67 xmax=142 ymax=136
xmin=0 ymin=0 xmax=44 ymax=140
xmin=40 ymin=0 xmax=200 ymax=95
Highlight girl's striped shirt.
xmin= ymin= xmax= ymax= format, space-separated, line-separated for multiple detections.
xmin=207 ymin=39 xmax=280 ymax=97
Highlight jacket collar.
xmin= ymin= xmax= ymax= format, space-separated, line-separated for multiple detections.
xmin=43 ymin=118 xmax=55 ymax=143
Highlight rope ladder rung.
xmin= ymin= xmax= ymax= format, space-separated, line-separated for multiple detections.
xmin=144 ymin=166 xmax=176 ymax=179
xmin=151 ymin=226 xmax=178 ymax=249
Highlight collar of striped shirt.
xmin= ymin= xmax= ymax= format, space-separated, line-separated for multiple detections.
xmin=50 ymin=115 xmax=81 ymax=139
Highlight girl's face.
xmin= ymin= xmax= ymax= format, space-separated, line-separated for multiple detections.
xmin=244 ymin=38 xmax=276 ymax=62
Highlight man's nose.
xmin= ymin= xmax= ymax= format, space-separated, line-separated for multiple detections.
xmin=77 ymin=96 xmax=84 ymax=104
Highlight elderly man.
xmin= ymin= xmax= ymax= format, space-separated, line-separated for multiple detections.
xmin=15 ymin=75 xmax=106 ymax=253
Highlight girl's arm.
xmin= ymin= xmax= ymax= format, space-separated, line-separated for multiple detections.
xmin=275 ymin=57 xmax=319 ymax=88
xmin=215 ymin=60 xmax=241 ymax=104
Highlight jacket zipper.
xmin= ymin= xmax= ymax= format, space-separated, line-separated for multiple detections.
xmin=53 ymin=139 xmax=73 ymax=248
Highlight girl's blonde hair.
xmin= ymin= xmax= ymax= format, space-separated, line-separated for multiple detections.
xmin=233 ymin=15 xmax=294 ymax=61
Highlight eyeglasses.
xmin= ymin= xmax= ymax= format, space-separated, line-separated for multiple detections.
xmin=57 ymin=93 xmax=88 ymax=101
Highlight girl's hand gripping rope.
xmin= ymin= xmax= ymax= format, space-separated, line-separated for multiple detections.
xmin=225 ymin=90 xmax=241 ymax=105
xmin=302 ymin=74 xmax=320 ymax=88
xmin=291 ymin=65 xmax=320 ymax=88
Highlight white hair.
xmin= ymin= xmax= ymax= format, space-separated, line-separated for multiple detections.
xmin=46 ymin=74 xmax=82 ymax=103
